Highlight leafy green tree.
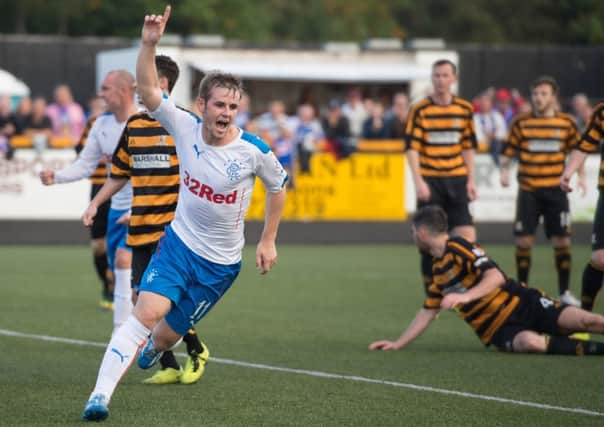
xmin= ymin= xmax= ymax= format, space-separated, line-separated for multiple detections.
xmin=1 ymin=0 xmax=604 ymax=45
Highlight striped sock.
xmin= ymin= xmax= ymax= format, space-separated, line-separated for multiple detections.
xmin=554 ymin=247 xmax=571 ymax=294
xmin=515 ymin=247 xmax=531 ymax=285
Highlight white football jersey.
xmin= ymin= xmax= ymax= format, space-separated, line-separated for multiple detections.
xmin=55 ymin=112 xmax=133 ymax=210
xmin=150 ymin=96 xmax=287 ymax=265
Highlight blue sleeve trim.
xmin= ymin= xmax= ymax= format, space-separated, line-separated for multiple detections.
xmin=241 ymin=131 xmax=270 ymax=153
xmin=162 ymin=92 xmax=169 ymax=99
xmin=175 ymin=105 xmax=201 ymax=123
xmin=189 ymin=111 xmax=202 ymax=123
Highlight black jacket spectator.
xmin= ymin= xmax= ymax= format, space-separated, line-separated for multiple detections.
xmin=362 ymin=101 xmax=390 ymax=139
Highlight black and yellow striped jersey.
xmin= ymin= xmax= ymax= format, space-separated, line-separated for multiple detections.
xmin=577 ymin=103 xmax=604 ymax=188
xmin=423 ymin=237 xmax=521 ymax=345
xmin=502 ymin=112 xmax=579 ymax=191
xmin=111 ymin=112 xmax=180 ymax=247
xmin=75 ymin=116 xmax=107 ymax=185
xmin=406 ymin=96 xmax=477 ymax=178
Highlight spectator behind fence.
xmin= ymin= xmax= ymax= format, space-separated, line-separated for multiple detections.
xmin=362 ymin=100 xmax=390 ymax=139
xmin=342 ymin=87 xmax=367 ymax=138
xmin=495 ymin=88 xmax=516 ymax=127
xmin=474 ymin=93 xmax=507 ymax=165
xmin=235 ymin=93 xmax=251 ymax=130
xmin=518 ymin=100 xmax=532 ymax=115
xmin=388 ymin=92 xmax=410 ymax=140
xmin=87 ymin=95 xmax=106 ymax=119
xmin=12 ymin=96 xmax=32 ymax=135
xmin=0 ymin=95 xmax=16 ymax=159
xmin=571 ymin=93 xmax=592 ymax=131
xmin=256 ymin=99 xmax=295 ymax=172
xmin=321 ymin=99 xmax=352 ymax=159
xmin=46 ymin=83 xmax=86 ymax=145
xmin=256 ymin=100 xmax=290 ymax=143
xmin=24 ymin=97 xmax=52 ymax=153
xmin=293 ymin=103 xmax=323 ymax=174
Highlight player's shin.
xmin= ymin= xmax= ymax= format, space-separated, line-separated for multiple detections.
xmin=90 ymin=315 xmax=150 ymax=399
xmin=159 ymin=351 xmax=180 ymax=370
xmin=546 ymin=336 xmax=604 ymax=355
xmin=113 ymin=268 xmax=133 ymax=329
xmin=515 ymin=247 xmax=531 ymax=284
xmin=581 ymin=262 xmax=604 ymax=311
xmin=554 ymin=247 xmax=571 ymax=294
xmin=183 ymin=329 xmax=204 ymax=356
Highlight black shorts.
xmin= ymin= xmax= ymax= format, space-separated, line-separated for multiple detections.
xmin=90 ymin=184 xmax=110 ymax=240
xmin=592 ymin=190 xmax=604 ymax=250
xmin=490 ymin=286 xmax=568 ymax=352
xmin=514 ymin=188 xmax=570 ymax=238
xmin=131 ymin=242 xmax=158 ymax=289
xmin=417 ymin=176 xmax=473 ymax=230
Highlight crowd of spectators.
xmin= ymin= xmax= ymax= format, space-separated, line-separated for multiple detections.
xmin=0 ymin=83 xmax=87 ymax=159
xmin=471 ymin=86 xmax=596 ymax=165
xmin=226 ymin=88 xmax=414 ymax=181
xmin=1 ymin=81 xmax=598 ymax=175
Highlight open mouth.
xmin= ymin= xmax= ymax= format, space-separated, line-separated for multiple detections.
xmin=216 ymin=119 xmax=229 ymax=131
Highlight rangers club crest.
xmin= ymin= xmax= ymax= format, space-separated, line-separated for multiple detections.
xmin=225 ymin=159 xmax=242 ymax=181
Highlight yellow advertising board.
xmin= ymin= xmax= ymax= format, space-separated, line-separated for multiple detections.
xmin=246 ymin=153 xmax=406 ymax=221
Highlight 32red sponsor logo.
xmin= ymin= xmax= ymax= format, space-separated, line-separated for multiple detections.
xmin=184 ymin=170 xmax=237 ymax=204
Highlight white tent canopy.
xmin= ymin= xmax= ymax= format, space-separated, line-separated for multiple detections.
xmin=189 ymin=59 xmax=431 ymax=83
xmin=0 ymin=69 xmax=30 ymax=97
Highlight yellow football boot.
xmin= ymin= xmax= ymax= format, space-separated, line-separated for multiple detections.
xmin=180 ymin=342 xmax=210 ymax=385
xmin=142 ymin=367 xmax=182 ymax=385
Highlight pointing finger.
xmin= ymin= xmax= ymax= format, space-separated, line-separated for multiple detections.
xmin=163 ymin=5 xmax=172 ymax=22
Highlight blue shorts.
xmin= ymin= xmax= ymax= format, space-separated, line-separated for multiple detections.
xmin=138 ymin=225 xmax=241 ymax=335
xmin=106 ymin=208 xmax=131 ymax=271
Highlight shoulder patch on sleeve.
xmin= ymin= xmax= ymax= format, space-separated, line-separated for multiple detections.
xmin=241 ymin=131 xmax=270 ymax=153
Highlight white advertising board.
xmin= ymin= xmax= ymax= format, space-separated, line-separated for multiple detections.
xmin=0 ymin=149 xmax=90 ymax=219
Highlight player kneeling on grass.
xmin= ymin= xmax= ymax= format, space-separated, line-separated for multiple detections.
xmin=369 ymin=205 xmax=604 ymax=355
xmin=81 ymin=5 xmax=287 ymax=422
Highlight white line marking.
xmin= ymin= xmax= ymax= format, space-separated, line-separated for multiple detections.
xmin=1 ymin=328 xmax=602 ymax=417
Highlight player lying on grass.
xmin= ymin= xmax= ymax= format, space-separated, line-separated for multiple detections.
xmin=370 ymin=205 xmax=604 ymax=355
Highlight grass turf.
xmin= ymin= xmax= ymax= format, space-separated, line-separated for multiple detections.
xmin=0 ymin=244 xmax=603 ymax=426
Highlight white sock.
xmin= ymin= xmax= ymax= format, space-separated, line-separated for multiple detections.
xmin=90 ymin=315 xmax=150 ymax=400
xmin=113 ymin=268 xmax=133 ymax=330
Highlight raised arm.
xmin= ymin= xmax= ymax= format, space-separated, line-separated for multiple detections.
xmin=136 ymin=5 xmax=171 ymax=112
xmin=369 ymin=308 xmax=440 ymax=351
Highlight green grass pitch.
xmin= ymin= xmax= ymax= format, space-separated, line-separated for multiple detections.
xmin=1 ymin=244 xmax=603 ymax=426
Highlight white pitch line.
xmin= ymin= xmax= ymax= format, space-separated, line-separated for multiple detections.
xmin=1 ymin=328 xmax=602 ymax=417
